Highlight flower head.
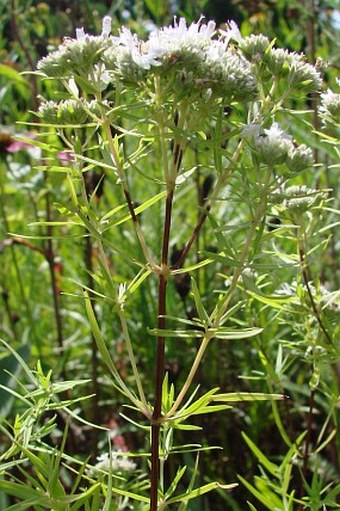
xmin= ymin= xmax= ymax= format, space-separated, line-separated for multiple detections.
xmin=155 ymin=16 xmax=216 ymax=47
xmin=246 ymin=122 xmax=294 ymax=165
xmin=90 ymin=451 xmax=137 ymax=475
xmin=37 ymin=17 xmax=114 ymax=78
xmin=239 ymin=34 xmax=271 ymax=62
xmin=287 ymin=53 xmax=322 ymax=92
xmin=319 ymin=85 xmax=340 ymax=127
xmin=219 ymin=20 xmax=242 ymax=46
xmin=265 ymin=48 xmax=291 ymax=76
xmin=286 ymin=144 xmax=314 ymax=173
xmin=273 ymin=185 xmax=327 ymax=214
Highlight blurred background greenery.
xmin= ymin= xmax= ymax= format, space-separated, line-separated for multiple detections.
xmin=0 ymin=1 xmax=339 ymax=510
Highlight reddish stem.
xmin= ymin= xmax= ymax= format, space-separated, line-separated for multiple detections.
xmin=150 ymin=190 xmax=174 ymax=511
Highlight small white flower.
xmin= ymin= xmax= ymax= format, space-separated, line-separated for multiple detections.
xmin=263 ymin=122 xmax=293 ymax=143
xmin=92 ymin=451 xmax=137 ymax=474
xmin=115 ymin=27 xmax=162 ymax=70
xmin=219 ymin=20 xmax=241 ymax=46
xmin=101 ymin=15 xmax=112 ymax=38
xmin=159 ymin=16 xmax=216 ymax=45
xmin=68 ymin=78 xmax=79 ymax=97
xmin=242 ymin=123 xmax=261 ymax=139
xmin=145 ymin=16 xmax=216 ymax=61
xmin=76 ymin=27 xmax=86 ymax=41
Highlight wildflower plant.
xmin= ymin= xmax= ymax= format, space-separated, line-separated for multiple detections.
xmin=3 ymin=13 xmax=337 ymax=511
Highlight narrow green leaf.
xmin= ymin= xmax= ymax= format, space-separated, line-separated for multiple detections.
xmin=174 ymin=424 xmax=202 ymax=431
xmin=83 ymin=292 xmax=137 ymax=405
xmin=148 ymin=328 xmax=204 ymax=338
xmin=241 ymin=433 xmax=278 ymax=477
xmin=190 ymin=277 xmax=209 ymax=323
xmin=0 ymin=339 xmax=36 ymax=386
xmin=109 ymin=486 xmax=149 ymax=503
xmin=238 ymin=476 xmax=276 ymax=510
xmin=15 ymin=444 xmax=50 ymax=479
xmin=0 ymin=64 xmax=29 ymax=85
xmin=212 ymin=327 xmax=263 ymax=340
xmin=35 ymin=165 xmax=69 ymax=173
xmin=213 ymin=393 xmax=286 ymax=403
xmin=0 ymin=344 xmax=30 ymax=419
xmin=314 ymin=428 xmax=337 ymax=454
xmin=241 ymin=274 xmax=296 ymax=310
xmin=126 ymin=268 xmax=152 ymax=296
xmin=100 ymin=203 xmax=126 ymax=222
xmin=110 ymin=191 xmax=166 ymax=227
xmin=84 ymin=292 xmax=117 ymax=377
xmin=165 ymin=466 xmax=186 ymax=499
xmin=172 ymin=258 xmax=213 ymax=274
xmin=247 ymin=501 xmax=259 ymax=511
xmin=28 ymin=221 xmax=83 ymax=227
xmin=0 ymin=479 xmax=44 ymax=502
xmin=165 ymin=481 xmax=238 ymax=505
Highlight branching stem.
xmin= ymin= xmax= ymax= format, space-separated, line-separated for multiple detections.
xmin=298 ymin=237 xmax=333 ymax=345
xmin=166 ymin=166 xmax=272 ymax=418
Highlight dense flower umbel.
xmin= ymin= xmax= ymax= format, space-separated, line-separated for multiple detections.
xmin=103 ymin=17 xmax=258 ymax=101
xmin=37 ymin=16 xmax=113 ymax=78
xmin=254 ymin=123 xmax=293 ymax=165
xmin=239 ymin=34 xmax=322 ymax=92
xmin=36 ymin=16 xmax=322 ymax=116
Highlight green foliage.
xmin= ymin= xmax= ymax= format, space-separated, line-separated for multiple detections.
xmin=0 ymin=1 xmax=339 ymax=510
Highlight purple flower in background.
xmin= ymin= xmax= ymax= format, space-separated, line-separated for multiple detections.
xmin=58 ymin=151 xmax=75 ymax=166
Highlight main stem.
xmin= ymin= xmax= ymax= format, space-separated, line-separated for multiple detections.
xmin=84 ymin=234 xmax=100 ymax=460
xmin=150 ymin=189 xmax=174 ymax=511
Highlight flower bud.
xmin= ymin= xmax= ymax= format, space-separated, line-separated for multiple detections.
xmin=277 ymin=185 xmax=327 ymax=214
xmin=57 ymin=99 xmax=89 ymax=124
xmin=265 ymin=48 xmax=291 ymax=77
xmin=239 ymin=34 xmax=270 ymax=62
xmin=38 ymin=100 xmax=59 ymax=123
xmin=288 ymin=54 xmax=322 ymax=92
xmin=38 ymin=99 xmax=89 ymax=124
xmin=286 ymin=144 xmax=313 ymax=173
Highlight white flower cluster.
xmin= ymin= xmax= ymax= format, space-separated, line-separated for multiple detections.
xmin=37 ymin=16 xmax=114 ymax=78
xmin=89 ymin=451 xmax=137 ymax=476
xmin=37 ymin=98 xmax=106 ymax=124
xmin=37 ymin=16 xmax=258 ymax=103
xmin=243 ymin=122 xmax=313 ymax=170
xmin=240 ymin=34 xmax=322 ymax=92
xmin=103 ymin=17 xmax=256 ymax=101
xmin=319 ymin=80 xmax=340 ymax=128
xmin=36 ymin=16 xmax=322 ymax=118
xmin=272 ymin=185 xmax=327 ymax=213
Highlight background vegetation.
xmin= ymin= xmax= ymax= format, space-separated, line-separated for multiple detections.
xmin=0 ymin=1 xmax=339 ymax=510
